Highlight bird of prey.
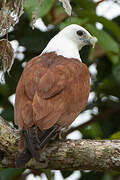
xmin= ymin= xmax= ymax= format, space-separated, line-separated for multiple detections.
xmin=14 ymin=24 xmax=97 ymax=168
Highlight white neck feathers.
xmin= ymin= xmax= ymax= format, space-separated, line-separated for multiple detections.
xmin=41 ymin=34 xmax=81 ymax=61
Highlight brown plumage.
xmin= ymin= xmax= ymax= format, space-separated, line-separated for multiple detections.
xmin=15 ymin=52 xmax=90 ymax=167
xmin=14 ymin=24 xmax=97 ymax=168
xmin=15 ymin=52 xmax=90 ymax=129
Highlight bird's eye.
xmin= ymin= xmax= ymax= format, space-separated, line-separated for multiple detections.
xmin=77 ymin=30 xmax=84 ymax=36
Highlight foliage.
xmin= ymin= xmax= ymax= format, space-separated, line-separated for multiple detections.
xmin=0 ymin=0 xmax=120 ymax=179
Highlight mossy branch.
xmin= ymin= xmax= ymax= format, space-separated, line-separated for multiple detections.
xmin=0 ymin=116 xmax=120 ymax=171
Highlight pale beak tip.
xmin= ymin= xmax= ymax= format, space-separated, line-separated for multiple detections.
xmin=90 ymin=36 xmax=98 ymax=48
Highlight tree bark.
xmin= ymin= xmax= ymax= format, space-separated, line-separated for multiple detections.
xmin=0 ymin=116 xmax=120 ymax=171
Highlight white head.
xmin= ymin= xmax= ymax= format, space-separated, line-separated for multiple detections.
xmin=42 ymin=24 xmax=97 ymax=61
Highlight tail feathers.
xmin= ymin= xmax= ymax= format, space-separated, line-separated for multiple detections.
xmin=24 ymin=125 xmax=58 ymax=161
xmin=23 ymin=127 xmax=40 ymax=161
xmin=16 ymin=125 xmax=58 ymax=167
xmin=16 ymin=148 xmax=32 ymax=168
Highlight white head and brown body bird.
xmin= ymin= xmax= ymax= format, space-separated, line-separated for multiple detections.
xmin=14 ymin=24 xmax=97 ymax=168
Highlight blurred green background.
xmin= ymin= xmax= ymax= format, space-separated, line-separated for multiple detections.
xmin=0 ymin=0 xmax=120 ymax=179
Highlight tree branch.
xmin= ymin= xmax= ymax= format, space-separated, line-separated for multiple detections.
xmin=0 ymin=116 xmax=120 ymax=171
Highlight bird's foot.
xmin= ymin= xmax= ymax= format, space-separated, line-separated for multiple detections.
xmin=54 ymin=131 xmax=64 ymax=141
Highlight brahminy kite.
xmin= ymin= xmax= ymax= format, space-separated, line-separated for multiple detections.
xmin=14 ymin=24 xmax=97 ymax=168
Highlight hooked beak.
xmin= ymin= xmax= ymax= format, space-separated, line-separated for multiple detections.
xmin=88 ymin=36 xmax=98 ymax=48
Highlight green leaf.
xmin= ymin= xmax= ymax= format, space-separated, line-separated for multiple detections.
xmin=81 ymin=171 xmax=104 ymax=180
xmin=77 ymin=10 xmax=120 ymax=41
xmin=1 ymin=107 xmax=14 ymax=122
xmin=0 ymin=84 xmax=9 ymax=96
xmin=24 ymin=0 xmax=54 ymax=19
xmin=113 ymin=65 xmax=120 ymax=83
xmin=61 ymin=170 xmax=73 ymax=178
xmin=44 ymin=170 xmax=54 ymax=180
xmin=110 ymin=131 xmax=120 ymax=140
xmin=102 ymin=173 xmax=113 ymax=180
xmin=99 ymin=78 xmax=120 ymax=98
xmin=74 ymin=0 xmax=96 ymax=11
xmin=87 ymin=24 xmax=119 ymax=64
xmin=81 ymin=122 xmax=102 ymax=139
xmin=60 ymin=17 xmax=89 ymax=30
xmin=0 ymin=168 xmax=24 ymax=180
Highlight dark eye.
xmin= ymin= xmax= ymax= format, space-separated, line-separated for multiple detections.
xmin=77 ymin=30 xmax=84 ymax=36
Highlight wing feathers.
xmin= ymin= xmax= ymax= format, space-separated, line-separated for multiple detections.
xmin=37 ymin=67 xmax=66 ymax=99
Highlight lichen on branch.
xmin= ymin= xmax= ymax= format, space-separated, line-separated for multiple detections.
xmin=0 ymin=116 xmax=120 ymax=171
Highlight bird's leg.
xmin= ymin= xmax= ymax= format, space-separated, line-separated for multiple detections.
xmin=51 ymin=130 xmax=64 ymax=141
xmin=58 ymin=131 xmax=63 ymax=140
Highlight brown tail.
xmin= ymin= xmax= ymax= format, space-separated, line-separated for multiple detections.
xmin=16 ymin=125 xmax=58 ymax=168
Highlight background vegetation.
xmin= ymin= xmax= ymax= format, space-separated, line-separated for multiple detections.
xmin=0 ymin=0 xmax=120 ymax=179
